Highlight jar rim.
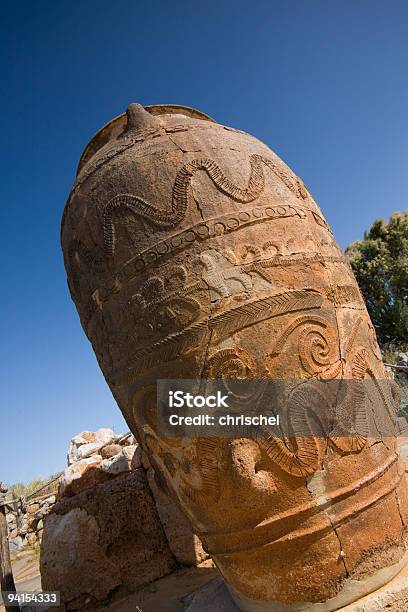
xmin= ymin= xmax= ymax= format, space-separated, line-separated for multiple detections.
xmin=76 ymin=104 xmax=215 ymax=176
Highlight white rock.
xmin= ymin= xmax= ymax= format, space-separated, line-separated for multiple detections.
xmin=122 ymin=445 xmax=137 ymax=461
xmin=9 ymin=536 xmax=24 ymax=552
xmin=101 ymin=447 xmax=135 ymax=475
xmin=73 ymin=431 xmax=97 ymax=444
xmin=118 ymin=433 xmax=135 ymax=446
xmin=42 ymin=495 xmax=56 ymax=505
xmin=67 ymin=431 xmax=98 ymax=465
xmin=68 ymin=448 xmax=80 ymax=465
xmin=95 ymin=428 xmax=115 ymax=445
xmin=59 ymin=455 xmax=108 ymax=497
xmin=70 ymin=435 xmax=91 ymax=448
xmin=35 ymin=504 xmax=53 ymax=521
xmin=76 ymin=442 xmax=102 ymax=460
xmin=19 ymin=517 xmax=29 ymax=536
xmin=100 ymin=455 xmax=129 ymax=476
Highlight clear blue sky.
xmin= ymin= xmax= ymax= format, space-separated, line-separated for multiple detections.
xmin=1 ymin=1 xmax=407 ymax=484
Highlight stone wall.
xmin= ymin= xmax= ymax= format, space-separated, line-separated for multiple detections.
xmin=38 ymin=429 xmax=208 ymax=610
xmin=386 ymin=352 xmax=408 ymax=420
xmin=5 ymin=494 xmax=56 ymax=553
xmin=41 ymin=470 xmax=177 ymax=610
xmin=395 ymin=353 xmax=408 ymax=415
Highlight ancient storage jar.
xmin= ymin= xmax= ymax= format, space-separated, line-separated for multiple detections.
xmin=61 ymin=103 xmax=408 ymax=611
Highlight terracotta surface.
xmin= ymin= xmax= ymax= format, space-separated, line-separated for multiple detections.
xmin=61 ymin=103 xmax=408 ymax=609
xmin=186 ymin=559 xmax=408 ymax=611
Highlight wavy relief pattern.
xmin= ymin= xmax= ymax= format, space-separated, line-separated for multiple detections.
xmin=103 ymin=154 xmax=307 ymax=257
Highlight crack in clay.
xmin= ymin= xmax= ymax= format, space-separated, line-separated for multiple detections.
xmin=192 ymin=191 xmax=205 ymax=222
xmin=395 ymin=490 xmax=405 ymax=529
xmin=332 ymin=519 xmax=350 ymax=578
xmin=166 ymin=132 xmax=191 ymax=155
xmin=306 ymin=461 xmax=350 ymax=579
xmin=310 ymin=479 xmax=350 ymax=578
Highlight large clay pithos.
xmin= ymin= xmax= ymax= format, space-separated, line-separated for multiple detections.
xmin=61 ymin=103 xmax=408 ymax=610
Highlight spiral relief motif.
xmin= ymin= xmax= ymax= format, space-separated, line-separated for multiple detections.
xmin=204 ymin=348 xmax=263 ymax=405
xmin=205 ymin=348 xmax=254 ymax=379
xmin=271 ymin=315 xmax=341 ymax=379
xmin=298 ymin=323 xmax=339 ymax=377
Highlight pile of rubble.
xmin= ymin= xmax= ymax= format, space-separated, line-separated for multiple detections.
xmin=5 ymin=427 xmax=132 ymax=553
xmin=60 ymin=427 xmax=140 ymax=497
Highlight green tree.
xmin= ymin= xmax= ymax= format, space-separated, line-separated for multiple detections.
xmin=345 ymin=211 xmax=408 ymax=346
